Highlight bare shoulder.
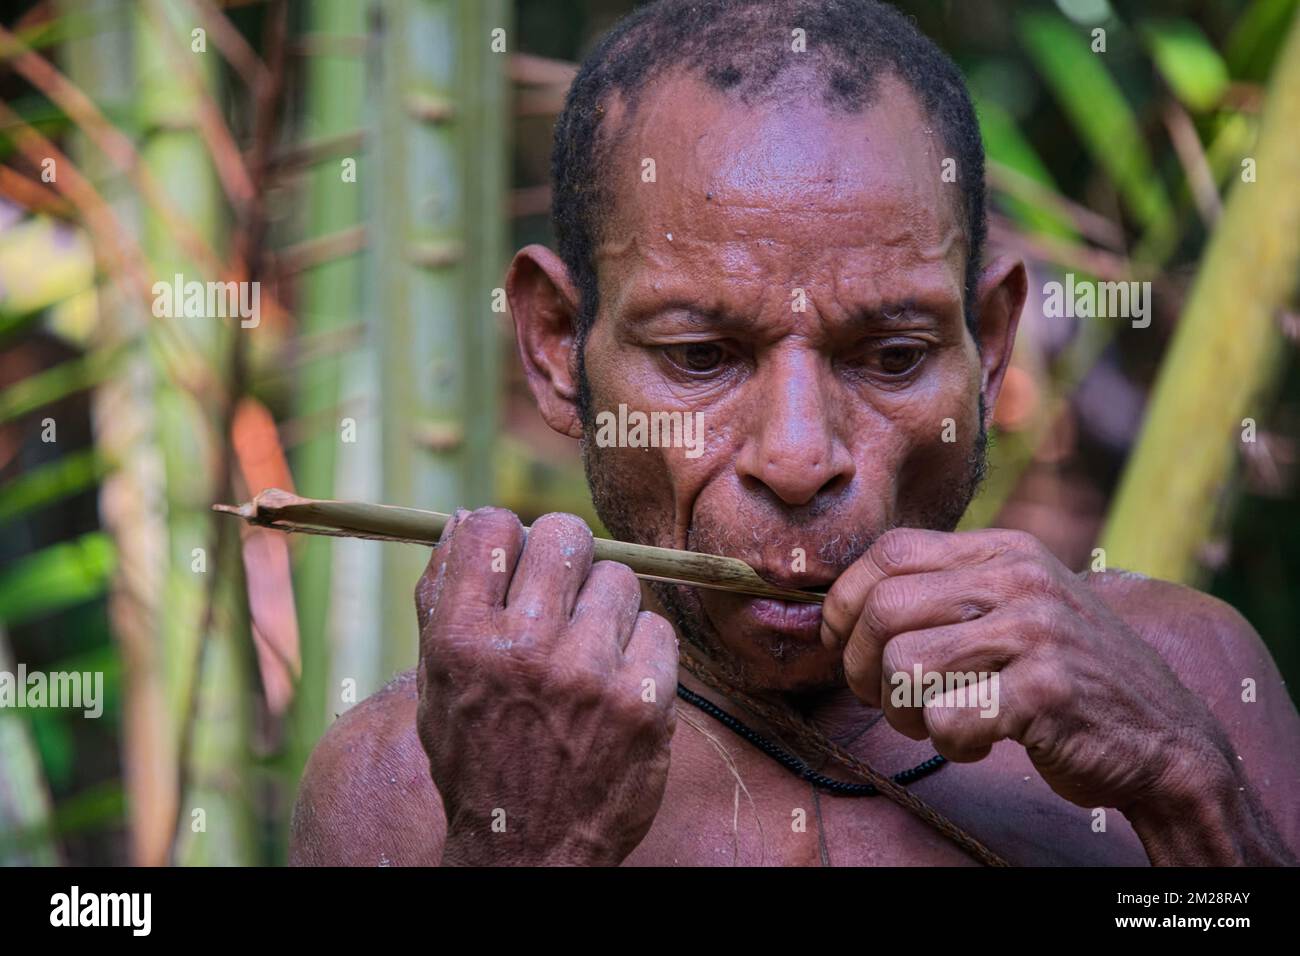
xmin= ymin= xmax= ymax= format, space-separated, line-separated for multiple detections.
xmin=1082 ymin=569 xmax=1286 ymax=695
xmin=289 ymin=670 xmax=445 ymax=866
xmin=1084 ymin=569 xmax=1300 ymax=841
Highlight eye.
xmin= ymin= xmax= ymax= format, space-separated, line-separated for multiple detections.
xmin=664 ymin=342 xmax=726 ymax=373
xmin=873 ymin=343 xmax=926 ymax=376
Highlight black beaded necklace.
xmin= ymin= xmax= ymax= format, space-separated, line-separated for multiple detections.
xmin=675 ymin=682 xmax=947 ymax=797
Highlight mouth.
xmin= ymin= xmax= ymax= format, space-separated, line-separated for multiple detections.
xmin=751 ymin=565 xmax=835 ymax=595
xmin=734 ymin=567 xmax=835 ymax=639
xmin=741 ymin=595 xmax=825 ymax=638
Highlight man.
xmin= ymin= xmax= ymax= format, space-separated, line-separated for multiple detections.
xmin=289 ymin=0 xmax=1299 ymax=866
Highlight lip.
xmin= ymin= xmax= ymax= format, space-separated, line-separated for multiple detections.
xmin=749 ymin=566 xmax=835 ymax=593
xmin=700 ymin=559 xmax=834 ymax=639
xmin=739 ymin=595 xmax=825 ymax=638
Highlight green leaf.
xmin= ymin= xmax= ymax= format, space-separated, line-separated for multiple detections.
xmin=977 ymin=98 xmax=1076 ymax=239
xmin=1140 ymin=19 xmax=1230 ymax=112
xmin=0 ymin=781 xmax=125 ymax=857
xmin=0 ymin=532 xmax=115 ymax=628
xmin=1017 ymin=12 xmax=1174 ymax=247
xmin=27 ymin=713 xmax=76 ymax=791
xmin=0 ymin=346 xmax=123 ymax=425
xmin=1226 ymin=0 xmax=1299 ymax=82
xmin=0 ymin=449 xmax=106 ymax=523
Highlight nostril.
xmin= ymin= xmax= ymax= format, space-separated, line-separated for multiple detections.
xmin=765 ymin=456 xmax=824 ymax=472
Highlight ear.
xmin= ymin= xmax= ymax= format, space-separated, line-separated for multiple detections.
xmin=972 ymin=255 xmax=1027 ymax=431
xmin=507 ymin=244 xmax=585 ymax=440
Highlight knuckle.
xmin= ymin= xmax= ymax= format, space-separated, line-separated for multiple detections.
xmin=842 ymin=638 xmax=878 ymax=702
xmin=592 ymin=560 xmax=641 ymax=600
xmin=529 ymin=511 xmax=594 ymax=547
xmin=1026 ymin=659 xmax=1072 ymax=711
xmin=1021 ymin=597 xmax=1061 ymax=639
xmin=456 ymin=507 xmax=524 ymax=553
xmin=1010 ymin=552 xmax=1055 ymax=594
xmin=873 ymin=527 xmax=918 ymax=570
xmin=863 ymin=577 xmax=907 ymax=632
xmin=929 ymin=712 xmax=991 ymax=762
xmin=466 ymin=505 xmax=523 ymax=532
xmin=616 ymin=685 xmax=661 ymax=727
xmin=995 ymin=528 xmax=1040 ymax=554
xmin=880 ymin=634 xmax=917 ymax=681
xmin=636 ymin=609 xmax=675 ymax=642
xmin=595 ymin=557 xmax=637 ymax=586
xmin=821 ymin=589 xmax=851 ymax=636
xmin=924 ymin=699 xmax=965 ymax=740
xmin=414 ymin=563 xmax=440 ymax=617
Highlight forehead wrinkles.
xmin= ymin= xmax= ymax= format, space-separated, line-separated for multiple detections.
xmin=593 ymin=73 xmax=966 ymax=301
xmin=598 ymin=229 xmax=964 ymax=325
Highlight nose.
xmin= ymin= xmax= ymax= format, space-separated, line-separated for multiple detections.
xmin=735 ymin=347 xmax=855 ymax=507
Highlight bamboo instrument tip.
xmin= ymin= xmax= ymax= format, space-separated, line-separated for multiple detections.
xmin=213 ymin=488 xmax=310 ymax=522
xmin=252 ymin=487 xmax=311 ymax=510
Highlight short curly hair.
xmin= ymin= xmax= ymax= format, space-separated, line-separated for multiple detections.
xmin=551 ymin=0 xmax=987 ymax=345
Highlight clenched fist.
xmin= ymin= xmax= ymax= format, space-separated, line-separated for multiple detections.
xmin=415 ymin=507 xmax=679 ymax=866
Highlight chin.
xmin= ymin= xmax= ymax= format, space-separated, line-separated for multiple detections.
xmin=702 ymin=591 xmax=845 ymax=693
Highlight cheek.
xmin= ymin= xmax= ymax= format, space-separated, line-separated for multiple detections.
xmin=582 ymin=335 xmax=733 ymax=545
xmin=893 ymin=375 xmax=983 ymax=510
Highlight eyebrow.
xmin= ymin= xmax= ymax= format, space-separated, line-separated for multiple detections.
xmin=622 ymin=300 xmax=721 ymax=327
xmin=852 ymin=300 xmax=954 ymax=327
xmin=622 ymin=294 xmax=957 ymax=328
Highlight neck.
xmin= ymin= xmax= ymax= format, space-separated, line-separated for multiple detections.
xmin=785 ymin=684 xmax=886 ymax=748
xmin=676 ymin=644 xmax=885 ymax=754
xmin=640 ymin=583 xmax=886 ymax=752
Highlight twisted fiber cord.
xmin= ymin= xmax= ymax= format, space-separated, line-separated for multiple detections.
xmin=256 ymin=522 xmax=1010 ymax=866
xmin=677 ymin=646 xmax=1011 ymax=868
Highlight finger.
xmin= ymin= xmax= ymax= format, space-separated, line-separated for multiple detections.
xmin=821 ymin=527 xmax=1034 ymax=649
xmin=872 ymin=621 xmax=1019 ymax=741
xmin=623 ymin=610 xmax=679 ymax=710
xmin=840 ymin=569 xmax=1003 ymax=705
xmin=820 ymin=539 xmax=891 ymax=650
xmin=505 ymin=512 xmax=595 ymax=621
xmin=415 ymin=507 xmax=469 ymax=625
xmin=570 ymin=560 xmax=643 ymax=663
xmin=438 ymin=506 xmax=526 ymax=612
xmin=876 ymin=631 xmax=931 ymax=740
xmin=921 ymin=674 xmax=1007 ymax=763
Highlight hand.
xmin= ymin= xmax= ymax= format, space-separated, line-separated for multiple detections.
xmin=415 ymin=507 xmax=678 ymax=866
xmin=820 ymin=528 xmax=1232 ymax=815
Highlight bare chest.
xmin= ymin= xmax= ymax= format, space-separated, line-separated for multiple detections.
xmin=622 ymin=711 xmax=1150 ymax=866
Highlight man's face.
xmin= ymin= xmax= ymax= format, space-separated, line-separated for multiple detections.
xmin=516 ymin=70 xmax=1021 ymax=694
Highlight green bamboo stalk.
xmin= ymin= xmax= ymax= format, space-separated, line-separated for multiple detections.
xmin=60 ymin=0 xmax=175 ymax=868
xmin=132 ymin=0 xmax=253 ymax=865
xmin=371 ymin=0 xmax=506 ymax=679
xmin=1098 ymin=13 xmax=1300 ymax=584
xmin=288 ymin=0 xmax=369 ymax=805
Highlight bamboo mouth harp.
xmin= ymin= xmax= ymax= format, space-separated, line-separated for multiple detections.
xmin=214 ymin=489 xmax=827 ymax=605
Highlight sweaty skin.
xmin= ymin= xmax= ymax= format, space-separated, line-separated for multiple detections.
xmin=289 ymin=72 xmax=1300 ymax=866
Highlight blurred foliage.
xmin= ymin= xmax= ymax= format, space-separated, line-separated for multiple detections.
xmin=0 ymin=0 xmax=1297 ymax=865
